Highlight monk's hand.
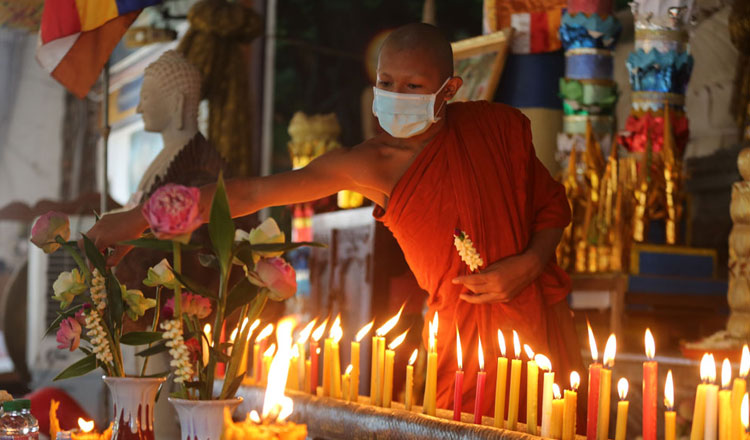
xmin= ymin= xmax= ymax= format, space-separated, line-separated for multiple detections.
xmin=79 ymin=208 xmax=143 ymax=267
xmin=453 ymin=252 xmax=541 ymax=304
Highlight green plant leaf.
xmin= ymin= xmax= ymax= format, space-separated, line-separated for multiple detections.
xmin=170 ymin=269 xmax=218 ymax=299
xmin=220 ymin=373 xmax=245 ymax=400
xmin=209 ymin=343 xmax=231 ymax=363
xmin=81 ymin=234 xmax=106 ymax=274
xmin=53 ymin=354 xmax=97 ymax=381
xmin=225 ymin=277 xmax=259 ymax=317
xmin=105 ymin=271 xmax=124 ymax=334
xmin=208 ymin=173 xmax=235 ymax=274
xmin=136 ymin=339 xmax=169 ymax=357
xmin=120 ymin=331 xmax=164 ymax=346
xmin=119 ymin=238 xmax=202 ymax=252
xmin=44 ymin=304 xmax=86 ymax=337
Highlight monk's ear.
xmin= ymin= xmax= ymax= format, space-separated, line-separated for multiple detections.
xmin=443 ymin=77 xmax=463 ymax=100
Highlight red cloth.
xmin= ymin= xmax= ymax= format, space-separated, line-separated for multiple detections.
xmin=374 ymin=101 xmax=574 ymax=418
xmin=26 ymin=387 xmax=92 ymax=436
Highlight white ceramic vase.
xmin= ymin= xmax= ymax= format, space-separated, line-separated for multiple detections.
xmin=168 ymin=397 xmax=243 ymax=440
xmin=102 ymin=376 xmax=166 ymax=440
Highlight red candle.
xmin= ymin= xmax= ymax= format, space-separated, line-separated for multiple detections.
xmin=643 ymin=329 xmax=657 ymax=440
xmin=454 ymin=327 xmax=464 ymax=421
xmin=310 ymin=319 xmax=327 ymax=394
xmin=587 ymin=322 xmax=602 ymax=440
xmin=474 ymin=336 xmax=486 ymax=425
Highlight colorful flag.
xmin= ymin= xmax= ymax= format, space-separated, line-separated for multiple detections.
xmin=484 ymin=0 xmax=565 ymax=54
xmin=36 ymin=0 xmax=161 ymax=99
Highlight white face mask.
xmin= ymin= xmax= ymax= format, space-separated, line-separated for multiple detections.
xmin=372 ymin=77 xmax=450 ymax=138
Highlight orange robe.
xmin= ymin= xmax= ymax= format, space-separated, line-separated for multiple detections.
xmin=374 ymin=101 xmax=581 ymax=419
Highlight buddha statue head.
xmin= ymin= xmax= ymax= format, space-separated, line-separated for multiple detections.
xmin=137 ymin=50 xmax=201 ymax=136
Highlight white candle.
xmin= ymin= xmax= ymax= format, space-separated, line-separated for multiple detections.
xmin=537 ymin=354 xmax=554 ymax=437
xmin=705 ymin=354 xmax=719 ymax=440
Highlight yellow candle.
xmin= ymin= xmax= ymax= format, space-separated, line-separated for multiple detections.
xmin=405 ymin=349 xmax=417 ymax=411
xmin=615 ymin=378 xmax=629 ymax=440
xmin=374 ymin=305 xmax=405 ymax=406
xmin=371 ymin=335 xmax=381 ymax=404
xmin=352 ymin=321 xmax=372 ymax=403
xmin=237 ymin=318 xmax=257 ymax=378
xmin=202 ymin=324 xmax=212 ymax=367
xmin=720 ymin=359 xmax=733 ymax=440
xmin=562 ymin=372 xmax=580 ymax=440
xmin=525 ymin=345 xmax=539 ymax=435
xmin=305 ymin=359 xmax=311 ymax=393
xmin=330 ymin=316 xmax=343 ymax=399
xmin=254 ymin=323 xmax=274 ymax=383
xmin=537 ymin=353 xmax=554 ymax=437
xmin=597 ymin=334 xmax=616 ymax=440
xmin=731 ymin=345 xmax=749 ymax=440
xmin=287 ymin=345 xmax=300 ymax=390
xmin=507 ymin=330 xmax=522 ymax=430
xmin=261 ymin=343 xmax=274 ymax=386
xmin=342 ymin=364 xmax=352 ymax=403
xmin=551 ymin=384 xmax=564 ymax=440
xmin=296 ymin=319 xmax=316 ymax=394
xmin=384 ymin=330 xmax=408 ymax=408
xmin=666 ymin=370 xmax=676 ymax=440
xmin=424 ymin=312 xmax=439 ymax=416
xmin=494 ymin=330 xmax=508 ymax=429
xmin=693 ymin=354 xmax=716 ymax=440
xmin=323 ymin=338 xmax=332 ymax=396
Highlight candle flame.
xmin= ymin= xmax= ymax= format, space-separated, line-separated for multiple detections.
xmin=264 ymin=343 xmax=276 ymax=358
xmin=203 ymin=324 xmax=212 ymax=343
xmin=700 ymin=353 xmax=716 ymax=383
xmin=409 ymin=349 xmax=418 ymax=366
xmin=498 ymin=330 xmax=506 ymax=357
xmin=230 ymin=328 xmax=238 ymax=342
xmin=456 ymin=326 xmax=463 ymax=370
xmin=297 ymin=319 xmax=317 ymax=344
xmin=376 ymin=303 xmax=405 ymax=336
xmin=587 ymin=320 xmax=598 ymax=363
xmin=618 ymin=378 xmax=628 ymax=400
xmin=78 ymin=418 xmax=94 ymax=433
xmin=388 ymin=329 xmax=408 ymax=350
xmin=345 ymin=364 xmax=353 ymax=375
xmin=429 ymin=312 xmax=438 ymax=352
xmin=743 ymin=393 xmax=749 ymax=430
xmin=250 ymin=410 xmax=261 ymax=424
xmin=602 ymin=334 xmax=616 ymax=368
xmin=478 ymin=335 xmax=484 ymax=370
xmin=722 ymin=358 xmax=732 ymax=388
xmin=356 ymin=320 xmax=374 ymax=342
xmin=513 ymin=330 xmax=520 ymax=359
xmin=524 ymin=344 xmax=535 ymax=360
xmin=316 ymin=347 xmax=320 ymax=355
xmin=262 ymin=317 xmax=296 ymax=422
xmin=249 ymin=319 xmax=261 ymax=336
xmin=570 ymin=371 xmax=580 ymax=391
xmin=240 ymin=317 xmax=249 ymax=332
xmin=330 ymin=315 xmax=343 ymax=343
xmin=432 ymin=311 xmax=439 ymax=336
xmin=257 ymin=323 xmax=274 ymax=342
xmin=665 ymin=370 xmax=674 ymax=410
xmin=553 ymin=383 xmax=562 ymax=400
xmin=742 ymin=345 xmax=750 ymax=378
xmin=535 ymin=354 xmax=552 ymax=372
xmin=312 ymin=318 xmax=328 ymax=342
xmin=291 ymin=344 xmax=300 ymax=358
xmin=644 ymin=328 xmax=655 ymax=360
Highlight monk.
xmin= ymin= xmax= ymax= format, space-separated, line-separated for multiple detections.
xmin=86 ymin=23 xmax=583 ymax=421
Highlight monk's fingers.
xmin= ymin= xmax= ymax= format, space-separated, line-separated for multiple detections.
xmin=452 ymin=273 xmax=489 ymax=287
xmin=459 ymin=292 xmax=505 ymax=304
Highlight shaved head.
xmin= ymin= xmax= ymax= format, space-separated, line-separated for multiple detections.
xmin=379 ymin=23 xmax=454 ymax=80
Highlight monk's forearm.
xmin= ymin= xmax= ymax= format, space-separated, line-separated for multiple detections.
xmin=524 ymin=228 xmax=564 ymax=278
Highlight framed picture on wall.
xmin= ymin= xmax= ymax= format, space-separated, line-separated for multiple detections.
xmin=450 ymin=28 xmax=513 ymax=102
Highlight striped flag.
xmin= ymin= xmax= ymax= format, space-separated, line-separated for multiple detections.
xmin=36 ymin=0 xmax=161 ymax=99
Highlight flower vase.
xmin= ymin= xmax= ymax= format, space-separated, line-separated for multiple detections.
xmin=103 ymin=376 xmax=166 ymax=440
xmin=168 ymin=397 xmax=243 ymax=440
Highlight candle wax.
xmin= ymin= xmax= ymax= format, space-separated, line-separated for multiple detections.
xmin=562 ymin=389 xmax=577 ymax=440
xmin=643 ymin=360 xmax=658 ymax=440
xmin=596 ymin=367 xmax=612 ymax=440
xmin=297 ymin=342 xmax=306 ymax=393
xmin=704 ymin=383 xmax=718 ymax=440
xmin=305 ymin=359 xmax=311 ymax=394
xmin=376 ymin=336 xmax=386 ymax=406
xmin=323 ymin=338 xmax=332 ymax=396
xmin=691 ymin=383 xmax=708 ymax=440
xmin=507 ymin=358 xmax=522 ymax=430
xmin=253 ymin=343 xmax=262 ymax=383
xmin=665 ymin=410 xmax=676 ymax=440
xmin=494 ymin=357 xmax=508 ymax=429
xmin=262 ymin=355 xmax=272 ymax=386
xmin=474 ymin=370 xmax=487 ymax=425
xmin=288 ymin=355 xmax=299 ymax=390
xmin=587 ymin=363 xmax=602 ymax=440
xmin=454 ymin=369 xmax=464 ymax=421
xmin=383 ymin=349 xmax=395 ymax=408
xmin=615 ymin=400 xmax=629 ymax=440
xmin=527 ymin=359 xmax=539 ymax=435
xmin=424 ymin=350 xmax=438 ymax=416
xmin=719 ymin=388 xmax=731 ymax=440
xmin=342 ymin=373 xmax=351 ymax=402
xmin=541 ymin=370 xmax=554 ymax=437
xmin=371 ymin=336 xmax=379 ymax=404
xmin=310 ymin=340 xmax=320 ymax=394
xmin=552 ymin=398 xmax=564 ymax=439
xmin=405 ymin=364 xmax=414 ymax=411
xmin=731 ymin=378 xmax=746 ymax=440
xmin=351 ymin=341 xmax=360 ymax=403
xmin=331 ymin=340 xmax=342 ymax=399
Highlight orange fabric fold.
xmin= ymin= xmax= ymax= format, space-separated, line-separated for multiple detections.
xmin=374 ymin=101 xmax=576 ymax=419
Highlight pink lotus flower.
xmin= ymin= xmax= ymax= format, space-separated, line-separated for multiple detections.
xmin=56 ymin=317 xmax=82 ymax=351
xmin=141 ymin=184 xmax=202 ymax=242
xmin=163 ymin=292 xmax=212 ymax=319
xmin=30 ymin=211 xmax=70 ymax=254
xmin=249 ymin=257 xmax=297 ymax=301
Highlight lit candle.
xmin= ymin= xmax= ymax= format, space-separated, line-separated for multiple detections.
xmin=228 ymin=328 xmax=239 ymax=358
xmin=240 ymin=319 xmax=260 ymax=378
xmin=741 ymin=394 xmax=749 ymax=438
xmin=692 ymin=353 xmax=716 ymax=440
xmin=297 ymin=319 xmax=316 ymax=394
xmin=732 ymin=345 xmax=749 ymax=440
xmin=597 ymin=334 xmax=616 ymax=440
xmin=330 ymin=315 xmax=344 ymax=399
xmin=374 ymin=305 xmax=405 ymax=406
xmin=474 ymin=335 xmax=487 ymax=425
xmin=342 ymin=364 xmax=352 ymax=402
xmin=384 ymin=330 xmax=407 ymax=408
xmin=352 ymin=321 xmax=374 ymax=403
xmin=310 ymin=319 xmax=327 ymax=394
xmin=587 ymin=321 xmax=602 ymax=440
xmin=551 ymin=384 xmax=564 ymax=439
xmin=424 ymin=312 xmax=439 ymax=416
xmin=288 ymin=344 xmax=300 ymax=390
xmin=721 ymin=358 xmax=733 ymax=440
xmin=262 ymin=343 xmax=275 ymax=386
xmin=705 ymin=354 xmax=719 ymax=440
xmin=70 ymin=418 xmax=98 ymax=440
xmin=615 ymin=378 xmax=629 ymax=440
xmin=563 ymin=372 xmax=580 ymax=440
xmin=254 ymin=323 xmax=274 ymax=384
xmin=323 ymin=334 xmax=332 ymax=395
xmin=643 ymin=329 xmax=657 ymax=440
xmin=537 ymin=353 xmax=554 ymax=437
xmin=507 ymin=330 xmax=522 ymax=430
xmin=405 ymin=349 xmax=418 ymax=411
xmin=454 ymin=326 xmax=465 ymax=421
xmin=202 ymin=323 xmax=212 ymax=368
xmin=305 ymin=359 xmax=311 ymax=392
xmin=526 ymin=344 xmax=540 ymax=435
xmin=494 ymin=329 xmax=508 ymax=429
xmin=665 ymin=370 xmax=676 ymax=440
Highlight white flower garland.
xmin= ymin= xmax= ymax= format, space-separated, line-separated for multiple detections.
xmin=161 ymin=319 xmax=194 ymax=383
xmin=84 ymin=309 xmax=113 ymax=365
xmin=454 ymin=230 xmax=484 ymax=273
xmin=90 ymin=269 xmax=107 ymax=311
